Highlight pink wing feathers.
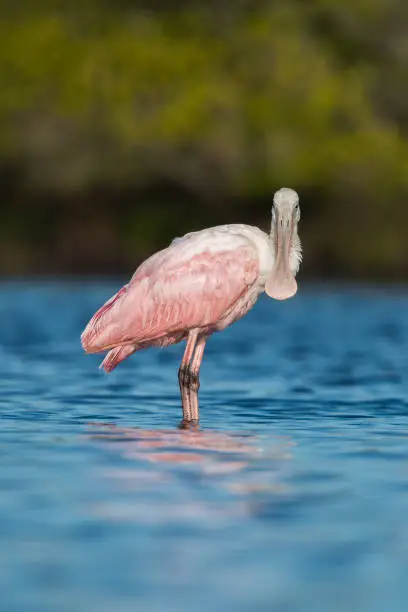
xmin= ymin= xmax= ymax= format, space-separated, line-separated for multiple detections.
xmin=81 ymin=231 xmax=259 ymax=371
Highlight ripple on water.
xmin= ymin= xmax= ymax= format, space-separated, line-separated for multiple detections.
xmin=0 ymin=284 xmax=408 ymax=612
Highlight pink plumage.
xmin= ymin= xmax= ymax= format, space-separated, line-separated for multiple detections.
xmin=81 ymin=229 xmax=261 ymax=370
xmin=81 ymin=189 xmax=302 ymax=422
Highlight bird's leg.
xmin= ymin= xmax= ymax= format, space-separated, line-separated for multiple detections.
xmin=178 ymin=334 xmax=206 ymax=392
xmin=178 ymin=330 xmax=198 ymax=390
xmin=179 ymin=337 xmax=207 ymax=427
xmin=189 ymin=337 xmax=207 ymax=393
xmin=178 ymin=388 xmax=200 ymax=430
xmin=179 ymin=331 xmax=199 ymax=424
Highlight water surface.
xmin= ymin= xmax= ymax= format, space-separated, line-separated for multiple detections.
xmin=1 ymin=282 xmax=408 ymax=612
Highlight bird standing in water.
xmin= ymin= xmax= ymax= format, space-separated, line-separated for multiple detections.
xmin=81 ymin=187 xmax=302 ymax=423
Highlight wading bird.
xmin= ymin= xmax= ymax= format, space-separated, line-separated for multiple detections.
xmin=81 ymin=187 xmax=302 ymax=422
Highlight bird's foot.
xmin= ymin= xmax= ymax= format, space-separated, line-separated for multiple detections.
xmin=178 ymin=366 xmax=200 ymax=392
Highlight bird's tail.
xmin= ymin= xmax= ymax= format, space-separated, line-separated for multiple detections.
xmin=100 ymin=344 xmax=136 ymax=373
xmin=81 ymin=285 xmax=128 ymax=353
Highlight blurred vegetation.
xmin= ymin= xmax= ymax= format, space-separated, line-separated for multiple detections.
xmin=1 ymin=0 xmax=408 ymax=279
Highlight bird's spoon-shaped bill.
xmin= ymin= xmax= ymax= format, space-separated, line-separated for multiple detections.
xmin=265 ymin=218 xmax=298 ymax=301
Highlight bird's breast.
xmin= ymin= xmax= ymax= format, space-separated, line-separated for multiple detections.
xmin=214 ymin=283 xmax=262 ymax=332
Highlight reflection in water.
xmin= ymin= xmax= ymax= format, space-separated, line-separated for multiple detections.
xmin=2 ymin=286 xmax=408 ymax=611
xmin=88 ymin=422 xmax=295 ymax=524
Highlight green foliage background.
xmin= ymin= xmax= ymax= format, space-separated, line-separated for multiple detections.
xmin=1 ymin=0 xmax=408 ymax=278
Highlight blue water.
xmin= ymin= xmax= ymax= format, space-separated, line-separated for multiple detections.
xmin=1 ymin=282 xmax=408 ymax=612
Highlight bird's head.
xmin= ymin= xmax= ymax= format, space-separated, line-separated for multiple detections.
xmin=266 ymin=187 xmax=302 ymax=301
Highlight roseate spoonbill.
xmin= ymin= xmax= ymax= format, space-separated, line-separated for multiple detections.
xmin=81 ymin=187 xmax=302 ymax=422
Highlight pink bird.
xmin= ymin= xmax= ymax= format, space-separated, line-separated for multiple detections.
xmin=81 ymin=187 xmax=302 ymax=421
